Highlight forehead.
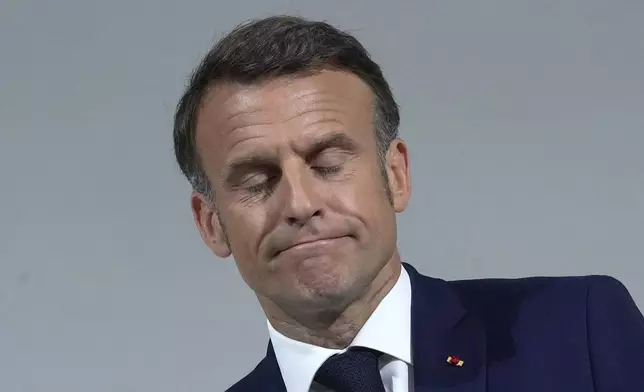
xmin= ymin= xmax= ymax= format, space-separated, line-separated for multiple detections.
xmin=194 ymin=71 xmax=376 ymax=171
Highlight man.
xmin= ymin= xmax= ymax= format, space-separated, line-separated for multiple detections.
xmin=173 ymin=15 xmax=644 ymax=392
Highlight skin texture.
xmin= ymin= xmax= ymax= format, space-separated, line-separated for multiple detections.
xmin=191 ymin=70 xmax=412 ymax=348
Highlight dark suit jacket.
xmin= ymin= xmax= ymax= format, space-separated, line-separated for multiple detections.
xmin=226 ymin=263 xmax=644 ymax=391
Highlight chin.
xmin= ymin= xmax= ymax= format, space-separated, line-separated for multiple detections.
xmin=293 ymin=257 xmax=363 ymax=307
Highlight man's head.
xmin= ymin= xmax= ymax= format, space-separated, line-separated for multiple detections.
xmin=173 ymin=16 xmax=411 ymax=317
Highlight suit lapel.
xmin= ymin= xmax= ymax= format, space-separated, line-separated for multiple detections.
xmin=256 ymin=264 xmax=487 ymax=392
xmin=248 ymin=342 xmax=288 ymax=392
xmin=404 ymin=263 xmax=487 ymax=392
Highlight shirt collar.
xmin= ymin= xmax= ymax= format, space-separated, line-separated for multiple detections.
xmin=267 ymin=267 xmax=412 ymax=392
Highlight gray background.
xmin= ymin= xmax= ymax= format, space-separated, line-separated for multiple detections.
xmin=1 ymin=0 xmax=643 ymax=391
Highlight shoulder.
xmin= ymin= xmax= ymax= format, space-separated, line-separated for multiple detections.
xmin=448 ymin=274 xmax=628 ymax=305
xmin=224 ymin=343 xmax=286 ymax=392
xmin=583 ymin=274 xmax=644 ymax=343
xmin=445 ymin=274 xmax=637 ymax=327
xmin=582 ymin=274 xmax=641 ymax=314
xmin=224 ymin=357 xmax=270 ymax=392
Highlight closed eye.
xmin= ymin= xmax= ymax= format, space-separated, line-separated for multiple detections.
xmin=313 ymin=165 xmax=343 ymax=177
xmin=246 ymin=182 xmax=270 ymax=194
xmin=309 ymin=147 xmax=354 ymax=177
xmin=239 ymin=172 xmax=279 ymax=192
xmin=237 ymin=172 xmax=280 ymax=204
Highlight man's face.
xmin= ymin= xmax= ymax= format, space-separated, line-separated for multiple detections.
xmin=192 ymin=70 xmax=411 ymax=312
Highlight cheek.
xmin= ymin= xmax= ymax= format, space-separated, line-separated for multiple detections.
xmin=224 ymin=211 xmax=269 ymax=290
xmin=224 ymin=209 xmax=266 ymax=258
xmin=328 ymin=167 xmax=393 ymax=225
xmin=352 ymin=165 xmax=390 ymax=206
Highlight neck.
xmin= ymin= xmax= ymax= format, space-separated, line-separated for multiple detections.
xmin=262 ymin=254 xmax=402 ymax=349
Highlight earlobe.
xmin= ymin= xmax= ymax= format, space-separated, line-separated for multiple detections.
xmin=191 ymin=192 xmax=232 ymax=258
xmin=387 ymin=139 xmax=412 ymax=213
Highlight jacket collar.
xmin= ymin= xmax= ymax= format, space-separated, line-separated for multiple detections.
xmin=405 ymin=263 xmax=487 ymax=392
xmin=247 ymin=263 xmax=487 ymax=392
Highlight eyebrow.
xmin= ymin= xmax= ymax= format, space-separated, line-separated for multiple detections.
xmin=222 ymin=132 xmax=360 ymax=189
xmin=300 ymin=132 xmax=360 ymax=161
xmin=222 ymin=153 xmax=276 ymax=189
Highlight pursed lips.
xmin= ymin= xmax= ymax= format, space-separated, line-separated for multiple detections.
xmin=275 ymin=236 xmax=348 ymax=256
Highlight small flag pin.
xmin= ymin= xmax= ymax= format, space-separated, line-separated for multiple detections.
xmin=446 ymin=355 xmax=464 ymax=367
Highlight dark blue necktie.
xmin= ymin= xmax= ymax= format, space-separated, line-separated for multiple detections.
xmin=313 ymin=347 xmax=387 ymax=392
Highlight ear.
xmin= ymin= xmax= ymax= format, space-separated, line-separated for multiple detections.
xmin=385 ymin=138 xmax=412 ymax=213
xmin=190 ymin=192 xmax=232 ymax=258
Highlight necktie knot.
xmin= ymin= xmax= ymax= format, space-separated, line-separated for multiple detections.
xmin=314 ymin=347 xmax=386 ymax=392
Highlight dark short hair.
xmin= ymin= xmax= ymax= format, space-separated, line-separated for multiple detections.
xmin=173 ymin=15 xmax=400 ymax=197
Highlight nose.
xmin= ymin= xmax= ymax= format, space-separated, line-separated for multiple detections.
xmin=280 ymin=163 xmax=323 ymax=226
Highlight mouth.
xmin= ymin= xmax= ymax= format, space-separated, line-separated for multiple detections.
xmin=274 ymin=235 xmax=351 ymax=258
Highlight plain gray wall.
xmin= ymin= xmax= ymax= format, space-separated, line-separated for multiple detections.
xmin=1 ymin=0 xmax=642 ymax=391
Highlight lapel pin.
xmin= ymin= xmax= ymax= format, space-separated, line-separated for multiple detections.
xmin=446 ymin=356 xmax=464 ymax=367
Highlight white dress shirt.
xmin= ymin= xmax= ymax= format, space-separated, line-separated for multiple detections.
xmin=267 ymin=267 xmax=414 ymax=392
